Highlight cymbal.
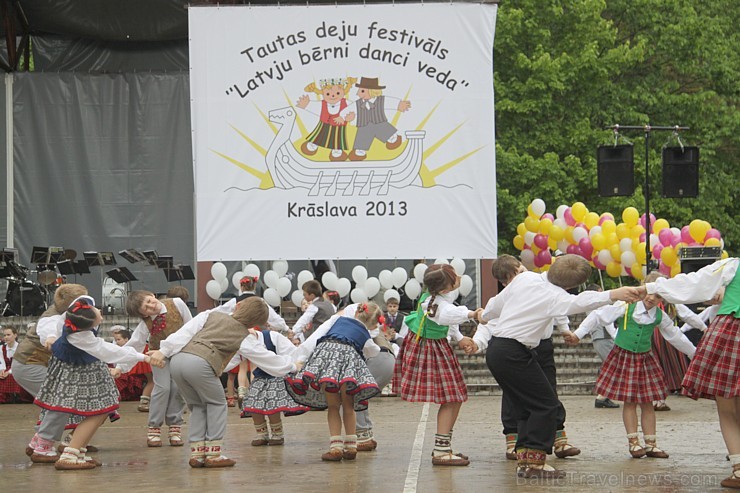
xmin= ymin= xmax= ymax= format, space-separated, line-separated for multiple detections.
xmin=38 ymin=270 xmax=56 ymax=285
xmin=63 ymin=249 xmax=77 ymax=260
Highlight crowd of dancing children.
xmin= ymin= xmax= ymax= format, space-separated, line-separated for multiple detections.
xmin=4 ymin=256 xmax=738 ymax=488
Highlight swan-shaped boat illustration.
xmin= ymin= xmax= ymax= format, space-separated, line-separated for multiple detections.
xmin=266 ymin=107 xmax=425 ymax=196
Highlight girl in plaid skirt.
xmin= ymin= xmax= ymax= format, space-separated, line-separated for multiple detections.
xmin=392 ymin=264 xmax=481 ymax=466
xmin=570 ymin=272 xmax=696 ymax=460
xmin=642 ymin=258 xmax=740 ymax=489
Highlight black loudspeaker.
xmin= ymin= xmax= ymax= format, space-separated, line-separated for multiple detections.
xmin=679 ymin=246 xmax=720 ymax=274
xmin=597 ymin=144 xmax=634 ymax=196
xmin=662 ymin=146 xmax=699 ymax=198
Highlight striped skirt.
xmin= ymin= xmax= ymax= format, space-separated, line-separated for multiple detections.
xmin=652 ymin=329 xmax=689 ymax=391
xmin=306 ymin=121 xmax=348 ymax=150
xmin=595 ymin=346 xmax=667 ymax=403
xmin=392 ymin=335 xmax=467 ymax=404
xmin=682 ymin=315 xmax=740 ymax=400
xmin=35 ymin=357 xmax=120 ymax=416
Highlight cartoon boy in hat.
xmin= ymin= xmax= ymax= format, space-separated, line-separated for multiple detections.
xmin=343 ymin=77 xmax=411 ymax=161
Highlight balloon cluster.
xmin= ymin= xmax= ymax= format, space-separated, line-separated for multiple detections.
xmin=205 ymin=262 xmax=230 ymax=301
xmin=513 ymin=199 xmax=728 ymax=280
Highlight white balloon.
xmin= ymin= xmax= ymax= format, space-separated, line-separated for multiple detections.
xmin=364 ymin=277 xmax=380 ymax=298
xmin=524 ymin=231 xmax=536 ymax=246
xmin=572 ymin=227 xmax=588 ymax=243
xmin=459 ymin=274 xmax=474 ymax=296
xmin=450 ymin=258 xmax=466 ymax=275
xmin=378 ymin=269 xmax=394 ymax=289
xmin=391 ymin=267 xmax=408 ymax=288
xmin=291 ymin=290 xmax=304 ymax=307
xmin=621 ymin=251 xmax=636 ymax=267
xmin=520 ymin=249 xmax=535 ymax=268
xmin=219 ymin=277 xmax=229 ymax=293
xmin=205 ymin=280 xmax=222 ymax=300
xmin=263 ymin=288 xmax=281 ymax=307
xmin=556 ymin=204 xmax=568 ymax=220
xmin=619 ymin=238 xmax=633 ymax=253
xmin=557 ymin=240 xmax=570 ymax=253
xmin=296 ymin=270 xmax=314 ymax=288
xmin=588 ymin=226 xmax=602 ymax=239
xmin=433 ymin=258 xmax=449 ymax=265
xmin=649 ymin=234 xmax=659 ymax=249
xmin=336 ymin=278 xmax=351 ymax=297
xmin=413 ymin=263 xmax=428 ymax=282
xmin=597 ymin=249 xmax=613 ymax=265
xmin=404 ymin=279 xmax=421 ymax=299
xmin=232 ymin=271 xmax=244 ymax=290
xmin=383 ymin=289 xmax=401 ymax=303
xmin=243 ymin=263 xmax=260 ymax=279
xmin=272 ymin=260 xmax=289 ymax=278
xmin=211 ymin=262 xmax=227 ymax=280
xmin=322 ymin=272 xmax=338 ymax=290
xmin=531 ymin=198 xmax=546 ymax=217
xmin=350 ymin=288 xmax=368 ymax=303
xmin=263 ymin=270 xmax=279 ymax=289
xmin=276 ymin=277 xmax=292 ymax=297
xmin=553 ymin=218 xmax=567 ymax=229
xmin=352 ymin=265 xmax=368 ymax=284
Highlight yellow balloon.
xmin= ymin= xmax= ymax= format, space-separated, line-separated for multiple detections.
xmin=630 ymin=225 xmax=646 ymax=239
xmin=635 ymin=243 xmax=647 ymax=264
xmin=670 ymin=263 xmax=681 ymax=278
xmin=661 ymin=246 xmax=678 ymax=267
xmin=531 ymin=245 xmax=541 ymax=254
xmin=609 ymin=244 xmax=621 ymax=262
xmin=704 ymin=237 xmax=721 ymax=247
xmin=513 ymin=235 xmax=525 ymax=250
xmin=606 ymin=233 xmax=619 ymax=247
xmin=591 ymin=233 xmax=607 ymax=250
xmin=538 ymin=218 xmax=553 ymax=234
xmin=541 ymin=263 xmax=551 ymax=271
xmin=517 ymin=222 xmax=527 ymax=237
xmin=601 ymin=220 xmax=617 ymax=237
xmin=572 ymin=202 xmax=588 ymax=222
xmin=689 ymin=219 xmax=710 ymax=243
xmin=606 ymin=261 xmax=622 ymax=277
xmin=527 ymin=204 xmax=539 ymax=220
xmin=564 ymin=226 xmax=575 ymax=244
xmin=584 ymin=212 xmax=600 ymax=230
xmin=722 ymin=250 xmax=729 ymax=259
xmin=524 ymin=216 xmax=540 ymax=233
xmin=616 ymin=223 xmax=630 ymax=239
xmin=632 ymin=237 xmax=642 ymax=252
xmin=548 ymin=238 xmax=558 ymax=250
xmin=549 ymin=225 xmax=565 ymax=241
xmin=631 ymin=262 xmax=644 ymax=280
xmin=622 ymin=207 xmax=639 ymax=227
xmin=652 ymin=218 xmax=669 ymax=234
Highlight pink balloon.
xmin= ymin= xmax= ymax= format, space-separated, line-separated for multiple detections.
xmin=593 ymin=258 xmax=606 ymax=270
xmin=659 ymin=262 xmax=671 ymax=276
xmin=625 ymin=265 xmax=633 ymax=277
xmin=575 ymin=222 xmax=586 ymax=230
xmin=566 ymin=244 xmax=580 ymax=255
xmin=658 ymin=229 xmax=673 ymax=246
xmin=534 ymin=234 xmax=549 ymax=249
xmin=639 ymin=213 xmax=656 ymax=229
xmin=670 ymin=233 xmax=681 ymax=247
xmin=705 ymin=228 xmax=721 ymax=241
xmin=652 ymin=244 xmax=664 ymax=259
xmin=578 ymin=238 xmax=594 ymax=258
xmin=680 ymin=225 xmax=692 ymax=244
xmin=522 ymin=244 xmax=531 ymax=250
xmin=542 ymin=213 xmax=555 ymax=221
xmin=564 ymin=208 xmax=575 ymax=226
xmin=536 ymin=250 xmax=552 ymax=267
xmin=639 ymin=232 xmax=646 ymax=242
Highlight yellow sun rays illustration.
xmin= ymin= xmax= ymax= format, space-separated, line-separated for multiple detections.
xmin=211 ymin=86 xmax=482 ymax=188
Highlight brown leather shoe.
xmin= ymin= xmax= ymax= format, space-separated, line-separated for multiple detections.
xmin=85 ymin=444 xmax=99 ymax=453
xmin=25 ymin=446 xmax=34 ymax=457
xmin=342 ymin=449 xmax=357 ymax=460
xmin=54 ymin=458 xmax=96 ymax=470
xmin=188 ymin=458 xmax=205 ymax=468
xmin=329 ymin=151 xmax=348 ymax=162
xmin=31 ymin=453 xmax=59 ymax=464
xmin=645 ymin=449 xmax=669 ymax=458
xmin=301 ymin=142 xmax=317 ymax=156
xmin=554 ymin=445 xmax=581 ymax=458
xmin=147 ymin=437 xmax=162 ymax=447
xmin=523 ymin=466 xmax=567 ymax=479
xmin=268 ymin=437 xmax=284 ymax=446
xmin=251 ymin=438 xmax=269 ymax=446
xmin=506 ymin=450 xmax=517 ymax=460
xmin=653 ymin=402 xmax=671 ymax=411
xmin=348 ymin=150 xmax=366 ymax=161
xmin=386 ymin=136 xmax=402 ymax=150
xmin=321 ymin=449 xmax=344 ymax=461
xmin=204 ymin=456 xmax=236 ymax=468
xmin=357 ymin=440 xmax=378 ymax=452
xmin=431 ymin=453 xmax=470 ymax=466
xmin=720 ymin=472 xmax=740 ymax=489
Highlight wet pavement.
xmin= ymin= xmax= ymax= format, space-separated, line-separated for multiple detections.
xmin=0 ymin=394 xmax=732 ymax=492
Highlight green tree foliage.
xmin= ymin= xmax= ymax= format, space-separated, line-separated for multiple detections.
xmin=494 ymin=0 xmax=739 ymax=256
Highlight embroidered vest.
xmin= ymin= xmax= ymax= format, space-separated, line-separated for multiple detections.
xmin=318 ymin=317 xmax=371 ymax=357
xmin=717 ymin=269 xmax=740 ymax=318
xmin=405 ymin=293 xmax=450 ymax=340
xmin=180 ymin=312 xmax=246 ymax=376
xmin=51 ymin=326 xmax=99 ymax=365
xmin=356 ymin=96 xmax=388 ymax=127
xmin=613 ymin=303 xmax=663 ymax=353
xmin=319 ymin=99 xmax=348 ymax=126
xmin=146 ymin=299 xmax=184 ymax=350
xmin=252 ymin=329 xmax=277 ymax=380
xmin=12 ymin=306 xmax=61 ymax=366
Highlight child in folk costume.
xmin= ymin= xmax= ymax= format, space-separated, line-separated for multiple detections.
xmin=148 ymin=297 xmax=299 ymax=468
xmin=566 ymin=272 xmax=696 ymax=460
xmin=639 ymin=257 xmax=740 ymax=489
xmin=286 ymin=302 xmax=382 ymax=461
xmin=0 ymin=326 xmax=26 ymax=403
xmin=123 ymin=290 xmax=192 ymax=447
xmin=241 ymin=328 xmax=310 ymax=446
xmin=109 ymin=326 xmax=146 ymax=402
xmin=393 ymin=264 xmax=481 ymax=467
xmin=34 ymin=296 xmax=151 ymax=470
xmin=481 ymin=255 xmax=641 ymax=478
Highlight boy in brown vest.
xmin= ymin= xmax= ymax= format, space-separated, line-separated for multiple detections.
xmin=123 ymin=290 xmax=192 ymax=447
xmin=148 ymin=297 xmax=300 ymax=468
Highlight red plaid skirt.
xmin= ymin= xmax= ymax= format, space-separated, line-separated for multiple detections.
xmin=0 ymin=373 xmax=24 ymax=401
xmin=682 ymin=315 xmax=740 ymax=400
xmin=595 ymin=346 xmax=667 ymax=402
xmin=129 ymin=344 xmax=152 ymax=375
xmin=392 ymin=336 xmax=467 ymax=404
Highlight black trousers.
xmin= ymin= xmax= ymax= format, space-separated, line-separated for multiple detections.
xmin=499 ymin=337 xmax=566 ymax=435
xmin=486 ymin=337 xmax=559 ymax=453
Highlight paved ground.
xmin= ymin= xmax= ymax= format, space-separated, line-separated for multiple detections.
xmin=0 ymin=395 xmax=732 ymax=492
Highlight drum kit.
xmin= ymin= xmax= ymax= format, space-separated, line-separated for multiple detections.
xmin=0 ymin=248 xmax=77 ymax=317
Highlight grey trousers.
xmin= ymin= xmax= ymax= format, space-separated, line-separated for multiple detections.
xmin=169 ymin=352 xmax=227 ymax=442
xmin=353 ymin=122 xmax=397 ymax=151
xmin=38 ymin=410 xmax=71 ymax=442
xmin=356 ymin=351 xmax=395 ymax=430
xmin=11 ymin=360 xmax=47 ymax=396
xmin=592 ymin=338 xmax=615 ymax=363
xmin=148 ymin=361 xmax=186 ymax=427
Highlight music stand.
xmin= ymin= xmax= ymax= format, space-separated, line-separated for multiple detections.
xmin=1 ymin=248 xmax=18 ymax=263
xmin=49 ymin=247 xmax=65 ymax=264
xmin=106 ymin=267 xmax=137 ymax=284
xmin=56 ymin=260 xmax=76 ymax=276
xmin=156 ymin=256 xmax=174 ymax=269
xmin=100 ymin=252 xmax=117 ymax=266
xmin=74 ymin=260 xmax=90 ymax=274
xmin=142 ymin=250 xmax=159 ymax=266
xmin=84 ymin=251 xmax=103 ymax=267
xmin=119 ymin=249 xmax=147 ymax=264
xmin=31 ymin=246 xmax=50 ymax=264
xmin=163 ymin=266 xmax=183 ymax=282
xmin=179 ymin=265 xmax=195 ymax=280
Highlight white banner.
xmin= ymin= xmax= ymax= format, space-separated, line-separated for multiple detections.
xmin=190 ymin=3 xmax=497 ymax=260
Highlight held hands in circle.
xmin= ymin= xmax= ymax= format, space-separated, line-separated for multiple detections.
xmin=146 ymin=350 xmax=166 ymax=368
